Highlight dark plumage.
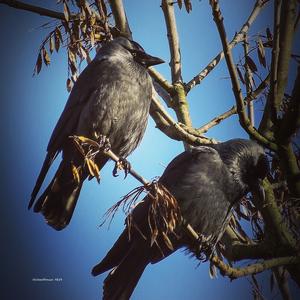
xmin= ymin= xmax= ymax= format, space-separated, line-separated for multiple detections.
xmin=92 ymin=139 xmax=269 ymax=300
xmin=28 ymin=37 xmax=164 ymax=230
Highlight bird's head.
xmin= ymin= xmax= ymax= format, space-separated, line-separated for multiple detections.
xmin=219 ymin=139 xmax=269 ymax=200
xmin=112 ymin=37 xmax=165 ymax=68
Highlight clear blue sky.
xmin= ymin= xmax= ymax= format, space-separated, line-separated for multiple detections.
xmin=0 ymin=1 xmax=299 ymax=299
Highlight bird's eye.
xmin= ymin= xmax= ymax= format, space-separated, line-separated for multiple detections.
xmin=132 ymin=52 xmax=137 ymax=57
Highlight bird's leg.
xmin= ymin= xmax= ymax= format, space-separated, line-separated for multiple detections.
xmin=96 ymin=135 xmax=131 ymax=178
xmin=113 ymin=157 xmax=131 ymax=178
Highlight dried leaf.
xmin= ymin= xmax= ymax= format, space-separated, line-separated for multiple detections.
xmin=79 ymin=46 xmax=87 ymax=60
xmin=42 ymin=47 xmax=50 ymax=66
xmin=237 ymin=66 xmax=245 ymax=85
xmin=75 ymin=135 xmax=100 ymax=147
xmin=86 ymin=158 xmax=100 ymax=183
xmin=90 ymin=29 xmax=95 ymax=46
xmin=184 ymin=0 xmax=192 ymax=13
xmin=54 ymin=32 xmax=61 ymax=52
xmin=209 ymin=262 xmax=217 ymax=279
xmin=257 ymin=38 xmax=266 ymax=68
xmin=162 ymin=232 xmax=174 ymax=250
xmin=68 ymin=48 xmax=77 ymax=65
xmin=266 ymin=27 xmax=272 ymax=41
xmin=66 ymin=78 xmax=73 ymax=92
xmin=63 ymin=2 xmax=70 ymax=22
xmin=245 ymin=55 xmax=257 ymax=73
xmin=34 ymin=51 xmax=42 ymax=75
xmin=69 ymin=61 xmax=77 ymax=75
xmin=84 ymin=0 xmax=92 ymax=16
xmin=49 ymin=35 xmax=54 ymax=53
xmin=178 ymin=0 xmax=183 ymax=9
xmin=56 ymin=26 xmax=63 ymax=43
xmin=71 ymin=163 xmax=81 ymax=184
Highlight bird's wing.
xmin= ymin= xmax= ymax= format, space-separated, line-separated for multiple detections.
xmin=160 ymin=146 xmax=220 ymax=187
xmin=47 ymin=58 xmax=108 ymax=154
xmin=30 ymin=58 xmax=109 ymax=207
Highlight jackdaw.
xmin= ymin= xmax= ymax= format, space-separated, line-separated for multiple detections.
xmin=92 ymin=139 xmax=269 ymax=300
xmin=28 ymin=37 xmax=164 ymax=230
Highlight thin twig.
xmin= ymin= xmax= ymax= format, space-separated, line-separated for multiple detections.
xmin=185 ymin=0 xmax=270 ymax=92
xmin=209 ymin=0 xmax=277 ymax=151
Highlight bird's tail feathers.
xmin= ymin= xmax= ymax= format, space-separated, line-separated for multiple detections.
xmin=28 ymin=152 xmax=56 ymax=209
xmin=32 ymin=160 xmax=84 ymax=231
xmin=103 ymin=245 xmax=149 ymax=300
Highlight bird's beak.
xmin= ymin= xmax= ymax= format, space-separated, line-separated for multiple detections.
xmin=135 ymin=51 xmax=164 ymax=67
xmin=252 ymin=179 xmax=265 ymax=202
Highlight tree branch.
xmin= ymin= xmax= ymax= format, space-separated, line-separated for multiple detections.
xmin=275 ymin=0 xmax=297 ymax=116
xmin=150 ymin=91 xmax=217 ymax=145
xmin=279 ymin=66 xmax=300 ymax=143
xmin=185 ymin=0 xmax=269 ymax=92
xmin=161 ymin=0 xmax=182 ymax=83
xmin=211 ymin=255 xmax=300 ymax=280
xmin=209 ymin=0 xmax=277 ymax=151
xmin=0 ymin=0 xmax=67 ymax=20
xmin=148 ymin=67 xmax=174 ymax=94
xmin=195 ymin=73 xmax=270 ymax=135
xmin=243 ymin=34 xmax=255 ymax=127
xmin=109 ymin=0 xmax=132 ymax=38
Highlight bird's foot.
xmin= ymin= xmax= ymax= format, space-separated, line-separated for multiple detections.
xmin=113 ymin=157 xmax=131 ymax=178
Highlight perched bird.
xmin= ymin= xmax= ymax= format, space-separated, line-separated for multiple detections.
xmin=28 ymin=37 xmax=164 ymax=230
xmin=92 ymin=139 xmax=269 ymax=300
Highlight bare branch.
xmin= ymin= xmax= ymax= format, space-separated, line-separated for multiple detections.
xmin=275 ymin=0 xmax=298 ymax=115
xmin=185 ymin=0 xmax=270 ymax=92
xmin=148 ymin=67 xmax=174 ymax=94
xmin=150 ymin=91 xmax=217 ymax=145
xmin=0 ymin=0 xmax=67 ymax=20
xmin=196 ymin=73 xmax=270 ymax=135
xmin=243 ymin=34 xmax=255 ymax=127
xmin=211 ymin=255 xmax=300 ymax=280
xmin=209 ymin=0 xmax=277 ymax=151
xmin=109 ymin=0 xmax=132 ymax=38
xmin=161 ymin=0 xmax=182 ymax=83
xmin=279 ymin=66 xmax=300 ymax=143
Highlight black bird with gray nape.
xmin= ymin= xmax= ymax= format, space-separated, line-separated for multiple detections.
xmin=28 ymin=37 xmax=164 ymax=231
xmin=92 ymin=139 xmax=269 ymax=300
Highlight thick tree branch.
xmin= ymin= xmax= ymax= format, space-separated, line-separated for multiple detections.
xmin=243 ymin=34 xmax=255 ymax=127
xmin=279 ymin=67 xmax=300 ymax=143
xmin=211 ymin=255 xmax=300 ymax=280
xmin=185 ymin=0 xmax=269 ymax=92
xmin=209 ymin=0 xmax=277 ymax=151
xmin=161 ymin=0 xmax=182 ymax=83
xmin=258 ymin=1 xmax=282 ymax=140
xmin=150 ymin=91 xmax=217 ymax=145
xmin=275 ymin=0 xmax=297 ymax=116
xmin=0 ymin=0 xmax=67 ymax=20
xmin=109 ymin=0 xmax=132 ymax=38
xmin=161 ymin=0 xmax=192 ymax=151
xmin=148 ymin=67 xmax=174 ymax=94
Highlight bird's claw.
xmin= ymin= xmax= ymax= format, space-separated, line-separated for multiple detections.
xmin=113 ymin=157 xmax=131 ymax=178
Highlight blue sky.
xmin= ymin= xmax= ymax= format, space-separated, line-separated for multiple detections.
xmin=0 ymin=1 xmax=299 ymax=299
